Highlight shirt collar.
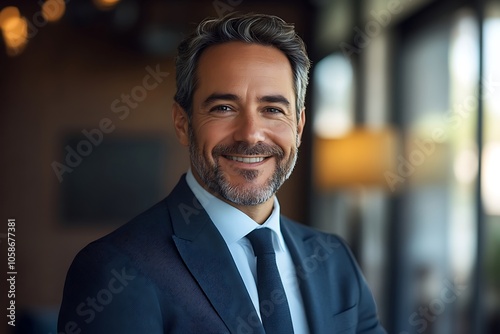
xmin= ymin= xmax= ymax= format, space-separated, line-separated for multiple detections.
xmin=185 ymin=169 xmax=286 ymax=252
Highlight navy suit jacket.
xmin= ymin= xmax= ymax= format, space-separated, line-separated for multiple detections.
xmin=58 ymin=175 xmax=386 ymax=333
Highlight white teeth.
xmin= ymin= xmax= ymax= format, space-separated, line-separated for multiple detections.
xmin=228 ymin=156 xmax=265 ymax=163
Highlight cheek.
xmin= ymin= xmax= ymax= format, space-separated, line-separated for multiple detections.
xmin=193 ymin=124 xmax=226 ymax=156
xmin=271 ymin=122 xmax=299 ymax=151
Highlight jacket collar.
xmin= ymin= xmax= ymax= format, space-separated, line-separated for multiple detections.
xmin=281 ymin=217 xmax=337 ymax=334
xmin=167 ymin=175 xmax=265 ymax=334
xmin=167 ymin=175 xmax=334 ymax=333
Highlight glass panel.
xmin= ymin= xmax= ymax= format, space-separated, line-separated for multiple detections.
xmin=396 ymin=9 xmax=478 ymax=334
xmin=483 ymin=1 xmax=500 ymax=332
xmin=311 ymin=50 xmax=390 ymax=324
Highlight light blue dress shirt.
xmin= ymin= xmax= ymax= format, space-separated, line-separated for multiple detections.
xmin=186 ymin=169 xmax=309 ymax=333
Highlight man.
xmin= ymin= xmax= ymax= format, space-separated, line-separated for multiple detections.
xmin=58 ymin=13 xmax=386 ymax=334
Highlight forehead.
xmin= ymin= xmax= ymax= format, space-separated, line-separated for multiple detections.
xmin=195 ymin=41 xmax=294 ymax=96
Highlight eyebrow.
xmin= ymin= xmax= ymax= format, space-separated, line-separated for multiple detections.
xmin=258 ymin=95 xmax=290 ymax=107
xmin=202 ymin=93 xmax=291 ymax=108
xmin=202 ymin=93 xmax=239 ymax=108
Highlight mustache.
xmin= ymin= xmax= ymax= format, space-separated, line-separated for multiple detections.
xmin=212 ymin=142 xmax=284 ymax=158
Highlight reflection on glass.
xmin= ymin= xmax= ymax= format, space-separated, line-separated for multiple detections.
xmin=483 ymin=3 xmax=500 ymax=331
xmin=313 ymin=53 xmax=354 ymax=138
xmin=482 ymin=143 xmax=500 ymax=215
xmin=482 ymin=15 xmax=500 ymax=216
xmin=448 ymin=9 xmax=478 ymax=287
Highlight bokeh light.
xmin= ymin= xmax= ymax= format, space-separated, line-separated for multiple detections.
xmin=0 ymin=6 xmax=28 ymax=56
xmin=42 ymin=0 xmax=66 ymax=23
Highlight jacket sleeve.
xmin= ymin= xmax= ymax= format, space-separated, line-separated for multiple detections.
xmin=58 ymin=241 xmax=164 ymax=334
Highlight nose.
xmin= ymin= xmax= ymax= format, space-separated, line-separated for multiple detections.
xmin=233 ymin=110 xmax=266 ymax=145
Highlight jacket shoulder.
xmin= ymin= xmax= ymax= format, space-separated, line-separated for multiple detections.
xmin=88 ymin=198 xmax=172 ymax=252
xmin=281 ymin=215 xmax=345 ymax=244
xmin=59 ymin=197 xmax=177 ymax=333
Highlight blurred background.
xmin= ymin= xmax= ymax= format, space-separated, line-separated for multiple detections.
xmin=0 ymin=0 xmax=499 ymax=333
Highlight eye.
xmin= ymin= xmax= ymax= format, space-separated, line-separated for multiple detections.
xmin=210 ymin=105 xmax=233 ymax=113
xmin=265 ymin=107 xmax=284 ymax=114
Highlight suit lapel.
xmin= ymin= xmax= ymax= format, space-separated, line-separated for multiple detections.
xmin=167 ymin=176 xmax=265 ymax=334
xmin=281 ymin=219 xmax=334 ymax=334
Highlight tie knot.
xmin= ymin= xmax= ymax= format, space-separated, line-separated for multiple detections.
xmin=247 ymin=228 xmax=275 ymax=256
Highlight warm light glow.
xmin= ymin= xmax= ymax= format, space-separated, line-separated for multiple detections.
xmin=482 ymin=143 xmax=500 ymax=216
xmin=42 ymin=0 xmax=66 ymax=22
xmin=93 ymin=0 xmax=121 ymax=11
xmin=0 ymin=6 xmax=28 ymax=56
xmin=2 ymin=17 xmax=27 ymax=47
xmin=314 ymin=128 xmax=397 ymax=189
xmin=0 ymin=6 xmax=20 ymax=27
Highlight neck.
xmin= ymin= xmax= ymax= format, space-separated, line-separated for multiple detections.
xmin=231 ymin=198 xmax=275 ymax=225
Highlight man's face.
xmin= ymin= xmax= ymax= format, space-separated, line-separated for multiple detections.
xmin=178 ymin=41 xmax=305 ymax=206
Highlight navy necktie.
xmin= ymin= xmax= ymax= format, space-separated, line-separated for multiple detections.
xmin=247 ymin=228 xmax=294 ymax=333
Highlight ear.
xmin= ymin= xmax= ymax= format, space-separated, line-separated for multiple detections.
xmin=296 ymin=108 xmax=306 ymax=147
xmin=172 ymin=102 xmax=190 ymax=147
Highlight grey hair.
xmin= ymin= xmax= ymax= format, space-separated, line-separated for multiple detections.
xmin=174 ymin=13 xmax=311 ymax=120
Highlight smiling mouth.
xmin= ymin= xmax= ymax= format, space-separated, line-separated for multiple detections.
xmin=225 ymin=156 xmax=268 ymax=163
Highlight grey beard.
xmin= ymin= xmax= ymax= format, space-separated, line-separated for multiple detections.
xmin=188 ymin=127 xmax=298 ymax=206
